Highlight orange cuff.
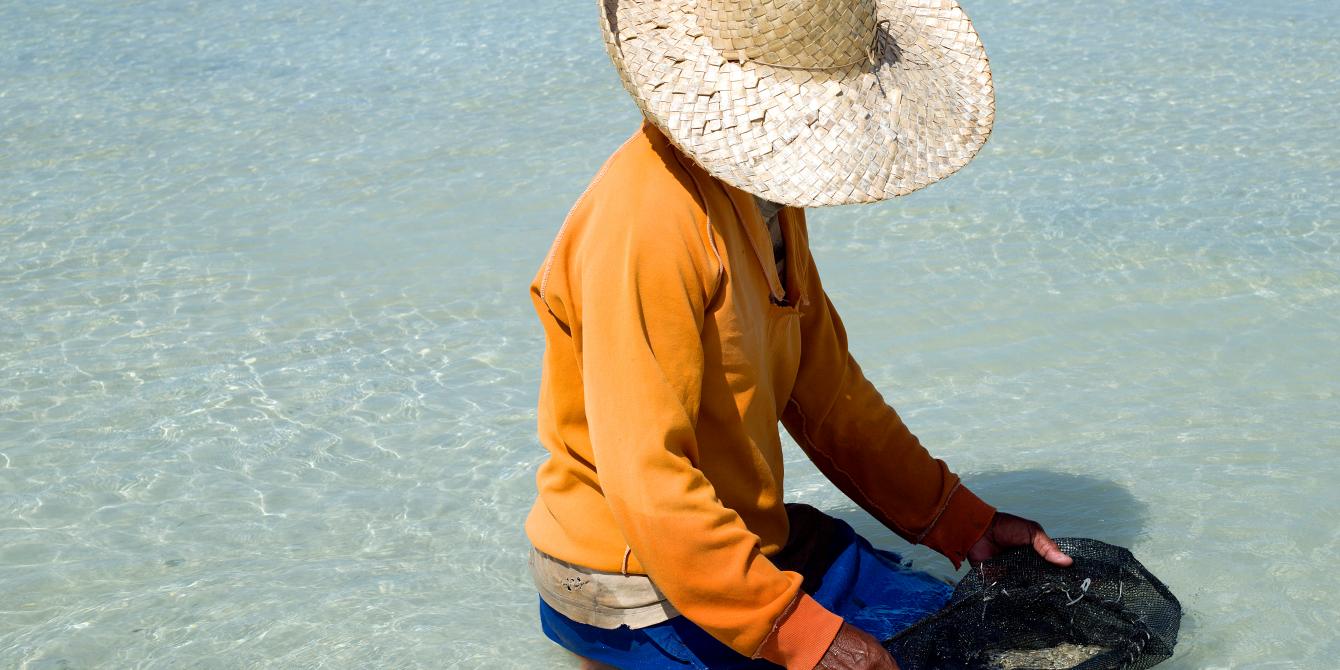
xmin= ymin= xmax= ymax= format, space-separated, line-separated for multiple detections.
xmin=755 ymin=592 xmax=844 ymax=670
xmin=918 ymin=484 xmax=997 ymax=569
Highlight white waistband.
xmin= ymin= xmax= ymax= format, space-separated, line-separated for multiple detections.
xmin=529 ymin=548 xmax=679 ymax=630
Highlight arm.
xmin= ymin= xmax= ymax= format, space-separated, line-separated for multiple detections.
xmin=573 ymin=208 xmax=840 ymax=668
xmin=782 ymin=243 xmax=995 ymax=568
xmin=782 ymin=226 xmax=1071 ymax=571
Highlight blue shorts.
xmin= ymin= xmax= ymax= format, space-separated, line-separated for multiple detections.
xmin=538 ymin=505 xmax=952 ymax=669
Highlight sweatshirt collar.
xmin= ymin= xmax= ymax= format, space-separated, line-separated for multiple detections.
xmin=649 ymin=120 xmax=806 ymax=307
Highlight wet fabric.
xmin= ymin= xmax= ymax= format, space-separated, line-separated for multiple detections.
xmin=539 ymin=505 xmax=953 ymax=670
xmin=885 ymin=538 xmax=1182 ymax=670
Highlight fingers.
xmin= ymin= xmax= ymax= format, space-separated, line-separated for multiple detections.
xmin=1030 ymin=526 xmax=1073 ymax=567
xmin=968 ymin=513 xmax=1073 ymax=568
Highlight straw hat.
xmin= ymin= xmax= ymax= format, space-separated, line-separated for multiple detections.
xmin=598 ymin=0 xmax=994 ymax=207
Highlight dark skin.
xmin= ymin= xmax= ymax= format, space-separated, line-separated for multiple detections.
xmin=574 ymin=512 xmax=1070 ymax=670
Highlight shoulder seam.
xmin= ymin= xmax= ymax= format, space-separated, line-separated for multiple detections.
xmin=538 ymin=130 xmax=643 ymax=309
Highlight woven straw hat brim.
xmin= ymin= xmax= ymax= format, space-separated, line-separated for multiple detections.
xmin=599 ymin=0 xmax=994 ymax=207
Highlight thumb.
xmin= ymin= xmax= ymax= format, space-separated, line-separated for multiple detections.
xmin=1031 ymin=529 xmax=1073 ymax=567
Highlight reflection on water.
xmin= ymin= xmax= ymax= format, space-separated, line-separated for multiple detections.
xmin=1 ymin=0 xmax=1337 ymax=667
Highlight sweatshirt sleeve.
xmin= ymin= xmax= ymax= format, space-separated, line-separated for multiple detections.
xmin=570 ymin=203 xmax=838 ymax=664
xmin=781 ymin=249 xmax=996 ymax=569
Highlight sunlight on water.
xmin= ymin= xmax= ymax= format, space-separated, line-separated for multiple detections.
xmin=1 ymin=0 xmax=1336 ymax=667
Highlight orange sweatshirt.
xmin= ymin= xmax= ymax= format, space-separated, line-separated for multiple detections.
xmin=526 ymin=122 xmax=996 ymax=668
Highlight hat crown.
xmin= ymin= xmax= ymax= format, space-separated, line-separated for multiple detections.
xmin=697 ymin=0 xmax=877 ymax=69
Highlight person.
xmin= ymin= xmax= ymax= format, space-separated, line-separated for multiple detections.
xmin=526 ymin=1 xmax=1072 ymax=668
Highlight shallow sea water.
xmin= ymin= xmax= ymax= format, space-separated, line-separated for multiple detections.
xmin=1 ymin=1 xmax=1336 ymax=668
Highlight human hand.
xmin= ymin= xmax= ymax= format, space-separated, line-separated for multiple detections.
xmin=815 ymin=622 xmax=899 ymax=670
xmin=967 ymin=512 xmax=1073 ymax=568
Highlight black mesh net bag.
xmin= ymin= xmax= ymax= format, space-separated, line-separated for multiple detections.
xmin=885 ymin=538 xmax=1182 ymax=670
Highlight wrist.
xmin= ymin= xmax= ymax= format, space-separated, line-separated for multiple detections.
xmin=919 ymin=484 xmax=996 ymax=569
xmin=756 ymin=592 xmax=844 ymax=670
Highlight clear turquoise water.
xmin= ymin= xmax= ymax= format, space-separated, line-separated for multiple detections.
xmin=1 ymin=1 xmax=1336 ymax=668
